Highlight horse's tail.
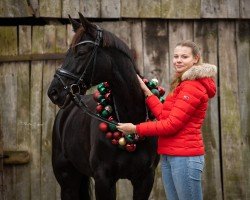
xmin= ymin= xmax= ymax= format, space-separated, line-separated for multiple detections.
xmin=80 ymin=175 xmax=93 ymax=199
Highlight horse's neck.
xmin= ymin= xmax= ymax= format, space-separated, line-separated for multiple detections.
xmin=111 ymin=77 xmax=146 ymax=124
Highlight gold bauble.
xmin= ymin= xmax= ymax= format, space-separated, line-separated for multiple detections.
xmin=118 ymin=137 xmax=126 ymax=146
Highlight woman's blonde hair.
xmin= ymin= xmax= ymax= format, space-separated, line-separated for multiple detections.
xmin=170 ymin=40 xmax=202 ymax=92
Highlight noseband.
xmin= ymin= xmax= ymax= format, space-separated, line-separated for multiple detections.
xmin=55 ymin=26 xmax=103 ymax=95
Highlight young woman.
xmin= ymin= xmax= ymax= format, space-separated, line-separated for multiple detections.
xmin=117 ymin=40 xmax=217 ymax=200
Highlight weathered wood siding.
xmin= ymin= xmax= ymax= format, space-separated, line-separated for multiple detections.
xmin=0 ymin=0 xmax=249 ymax=19
xmin=0 ymin=18 xmax=249 ymax=199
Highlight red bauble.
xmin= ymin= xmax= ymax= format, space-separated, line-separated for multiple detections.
xmin=111 ymin=139 xmax=119 ymax=145
xmin=142 ymin=78 xmax=149 ymax=84
xmin=105 ymin=132 xmax=113 ymax=139
xmin=113 ymin=131 xmax=121 ymax=140
xmin=96 ymin=104 xmax=103 ymax=113
xmin=93 ymin=91 xmax=101 ymax=101
xmin=157 ymin=86 xmax=165 ymax=96
xmin=104 ymin=82 xmax=109 ymax=88
xmin=99 ymin=122 xmax=108 ymax=132
xmin=108 ymin=116 xmax=114 ymax=121
xmin=104 ymin=92 xmax=111 ymax=101
xmin=126 ymin=143 xmax=136 ymax=152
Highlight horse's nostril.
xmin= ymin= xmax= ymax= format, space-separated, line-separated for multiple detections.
xmin=49 ymin=89 xmax=59 ymax=101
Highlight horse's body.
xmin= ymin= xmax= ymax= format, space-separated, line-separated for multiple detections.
xmin=48 ymin=14 xmax=159 ymax=200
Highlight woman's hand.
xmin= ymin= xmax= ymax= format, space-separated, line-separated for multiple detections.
xmin=117 ymin=123 xmax=136 ymax=135
xmin=137 ymin=75 xmax=153 ymax=97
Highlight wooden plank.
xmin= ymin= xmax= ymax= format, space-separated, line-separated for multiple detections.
xmin=194 ymin=20 xmax=223 ymax=200
xmin=130 ymin=20 xmax=143 ymax=74
xmin=29 ymin=0 xmax=39 ymax=17
xmin=121 ymin=0 xmax=161 ymax=18
xmin=80 ymin=0 xmax=101 ymax=18
xmin=15 ymin=25 xmax=31 ymax=200
xmin=0 ymin=53 xmax=65 ymax=62
xmin=236 ymin=20 xmax=250 ymax=199
xmin=201 ymin=0 xmax=240 ymax=18
xmin=62 ymin=0 xmax=79 ymax=18
xmin=219 ymin=20 xmax=245 ymax=199
xmin=0 ymin=27 xmax=17 ymax=56
xmin=162 ymin=0 xmax=200 ymax=19
xmin=0 ymin=0 xmax=31 ymax=17
xmin=41 ymin=25 xmax=57 ymax=200
xmin=0 ymin=62 xmax=17 ymax=199
xmin=142 ymin=20 xmax=170 ymax=92
xmin=168 ymin=20 xmax=193 ymax=86
xmin=55 ymin=25 xmax=67 ymax=53
xmin=30 ymin=25 xmax=44 ymax=200
xmin=39 ymin=0 xmax=61 ymax=18
xmin=101 ymin=0 xmax=120 ymax=18
xmin=99 ymin=21 xmax=132 ymax=48
xmin=0 ymin=76 xmax=4 ymax=199
xmin=240 ymin=0 xmax=250 ymax=18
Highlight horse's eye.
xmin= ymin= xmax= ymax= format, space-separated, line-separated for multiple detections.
xmin=75 ymin=45 xmax=93 ymax=57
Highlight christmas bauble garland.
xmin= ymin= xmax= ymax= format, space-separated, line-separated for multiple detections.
xmin=93 ymin=78 xmax=165 ymax=152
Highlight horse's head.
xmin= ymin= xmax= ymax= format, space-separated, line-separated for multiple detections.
xmin=47 ymin=13 xmax=112 ymax=108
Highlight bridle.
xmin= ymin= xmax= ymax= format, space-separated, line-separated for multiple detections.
xmin=53 ymin=26 xmax=118 ymax=126
xmin=55 ymin=26 xmax=103 ymax=96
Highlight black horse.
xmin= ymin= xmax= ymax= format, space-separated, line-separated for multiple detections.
xmin=47 ymin=13 xmax=159 ymax=200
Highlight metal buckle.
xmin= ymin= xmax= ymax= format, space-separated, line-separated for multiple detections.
xmin=70 ymin=84 xmax=81 ymax=94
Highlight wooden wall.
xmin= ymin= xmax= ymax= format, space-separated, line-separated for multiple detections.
xmin=0 ymin=0 xmax=249 ymax=19
xmin=0 ymin=19 xmax=249 ymax=200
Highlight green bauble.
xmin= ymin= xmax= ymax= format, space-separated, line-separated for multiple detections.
xmin=97 ymin=83 xmax=104 ymax=90
xmin=98 ymin=87 xmax=107 ymax=95
xmin=109 ymin=123 xmax=117 ymax=132
xmin=125 ymin=134 xmax=134 ymax=143
xmin=101 ymin=110 xmax=109 ymax=118
xmin=148 ymin=81 xmax=157 ymax=89
xmin=160 ymin=96 xmax=165 ymax=103
xmin=151 ymin=88 xmax=160 ymax=97
xmin=100 ymin=99 xmax=108 ymax=106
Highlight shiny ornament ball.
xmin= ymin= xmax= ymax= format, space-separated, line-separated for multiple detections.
xmin=148 ymin=81 xmax=157 ymax=89
xmin=113 ymin=131 xmax=121 ymax=139
xmin=105 ymin=105 xmax=113 ymax=113
xmin=99 ymin=99 xmax=108 ymax=106
xmin=142 ymin=78 xmax=149 ymax=84
xmin=99 ymin=122 xmax=108 ymax=132
xmin=151 ymin=78 xmax=159 ymax=86
xmin=126 ymin=143 xmax=136 ymax=152
xmin=151 ymin=88 xmax=160 ymax=97
xmin=93 ymin=91 xmax=101 ymax=101
xmin=108 ymin=116 xmax=114 ymax=121
xmin=96 ymin=104 xmax=103 ymax=113
xmin=111 ymin=139 xmax=119 ymax=145
xmin=109 ymin=123 xmax=117 ymax=132
xmin=118 ymin=137 xmax=126 ymax=146
xmin=101 ymin=110 xmax=110 ymax=118
xmin=104 ymin=82 xmax=109 ymax=88
xmin=104 ymin=92 xmax=111 ymax=101
xmin=125 ymin=134 xmax=134 ymax=143
xmin=105 ymin=132 xmax=113 ymax=139
xmin=98 ymin=87 xmax=107 ymax=95
xmin=157 ymin=86 xmax=165 ymax=96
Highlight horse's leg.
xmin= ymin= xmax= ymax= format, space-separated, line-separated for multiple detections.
xmin=53 ymin=153 xmax=91 ymax=200
xmin=131 ymin=170 xmax=155 ymax=200
xmin=93 ymin=170 xmax=116 ymax=200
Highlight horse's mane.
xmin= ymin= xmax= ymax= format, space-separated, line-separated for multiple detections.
xmin=71 ymin=26 xmax=141 ymax=75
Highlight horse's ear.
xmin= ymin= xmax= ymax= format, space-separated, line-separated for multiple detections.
xmin=68 ymin=15 xmax=81 ymax=32
xmin=78 ymin=12 xmax=92 ymax=31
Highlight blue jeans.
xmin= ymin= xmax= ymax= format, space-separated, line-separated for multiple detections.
xmin=161 ymin=155 xmax=205 ymax=200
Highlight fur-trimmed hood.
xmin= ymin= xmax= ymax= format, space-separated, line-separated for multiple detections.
xmin=181 ymin=63 xmax=217 ymax=81
xmin=181 ymin=63 xmax=217 ymax=98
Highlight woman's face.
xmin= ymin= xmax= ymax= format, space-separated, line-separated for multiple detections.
xmin=173 ymin=46 xmax=199 ymax=73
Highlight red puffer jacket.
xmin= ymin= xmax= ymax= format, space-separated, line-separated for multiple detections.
xmin=136 ymin=63 xmax=217 ymax=156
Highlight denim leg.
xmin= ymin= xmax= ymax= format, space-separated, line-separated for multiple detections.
xmin=161 ymin=155 xmax=179 ymax=200
xmin=170 ymin=156 xmax=204 ymax=200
